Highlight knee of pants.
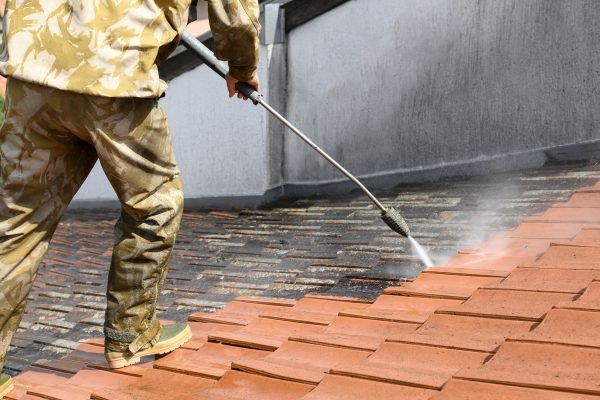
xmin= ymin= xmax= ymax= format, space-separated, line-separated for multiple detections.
xmin=122 ymin=176 xmax=184 ymax=232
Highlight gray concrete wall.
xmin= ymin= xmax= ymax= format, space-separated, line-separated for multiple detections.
xmin=284 ymin=0 xmax=600 ymax=185
xmin=73 ymin=0 xmax=600 ymax=207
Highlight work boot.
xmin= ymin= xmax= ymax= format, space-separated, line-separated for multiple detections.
xmin=0 ymin=374 xmax=13 ymax=399
xmin=105 ymin=323 xmax=192 ymax=369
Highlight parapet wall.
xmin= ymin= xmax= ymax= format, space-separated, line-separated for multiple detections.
xmin=73 ymin=0 xmax=600 ymax=207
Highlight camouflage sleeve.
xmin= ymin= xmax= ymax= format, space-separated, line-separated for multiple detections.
xmin=156 ymin=0 xmax=192 ymax=63
xmin=207 ymin=0 xmax=261 ymax=81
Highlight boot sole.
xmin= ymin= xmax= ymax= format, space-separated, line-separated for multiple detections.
xmin=0 ymin=377 xmax=13 ymax=399
xmin=105 ymin=324 xmax=192 ymax=369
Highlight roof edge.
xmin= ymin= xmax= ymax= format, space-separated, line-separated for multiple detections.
xmin=159 ymin=0 xmax=352 ymax=81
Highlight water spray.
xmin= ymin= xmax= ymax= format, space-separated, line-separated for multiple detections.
xmin=182 ymin=32 xmax=432 ymax=264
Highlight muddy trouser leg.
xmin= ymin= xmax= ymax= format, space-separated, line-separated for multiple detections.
xmin=81 ymin=96 xmax=184 ymax=354
xmin=0 ymin=79 xmax=97 ymax=372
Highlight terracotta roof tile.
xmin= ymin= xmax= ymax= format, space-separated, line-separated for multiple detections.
xmin=7 ymin=167 xmax=600 ymax=399
xmin=557 ymin=281 xmax=600 ymax=311
xmin=232 ymin=341 xmax=370 ymax=385
xmin=387 ymin=314 xmax=534 ymax=352
xmin=455 ymin=342 xmax=600 ymax=395
xmin=302 ymin=375 xmax=434 ymax=400
xmin=384 ymin=272 xmax=504 ymax=300
xmin=437 ymin=289 xmax=576 ymax=321
xmin=526 ymin=207 xmax=600 ymax=223
xmin=330 ymin=342 xmax=490 ymax=389
xmin=432 ymin=379 xmax=600 ymax=400
xmin=553 ymin=192 xmax=600 ymax=207
xmin=484 ymin=267 xmax=599 ymax=294
xmin=195 ymin=371 xmax=314 ymax=400
xmin=512 ymin=308 xmax=600 ymax=348
xmin=506 ymin=222 xmax=600 ymax=239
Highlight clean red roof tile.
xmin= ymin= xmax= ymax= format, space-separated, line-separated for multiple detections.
xmin=258 ymin=310 xmax=335 ymax=326
xmin=31 ymin=358 xmax=86 ymax=375
xmin=292 ymin=297 xmax=369 ymax=315
xmin=26 ymin=384 xmax=91 ymax=400
xmin=455 ymin=342 xmax=600 ymax=395
xmin=232 ymin=341 xmax=370 ymax=385
xmin=290 ymin=316 xmax=418 ymax=351
xmin=330 ymin=342 xmax=489 ymax=389
xmin=526 ymin=207 xmax=600 ymax=223
xmin=191 ymin=298 xmax=298 ymax=324
xmin=184 ymin=321 xmax=243 ymax=350
xmin=552 ymin=228 xmax=600 ymax=248
xmin=459 ymin=236 xmax=552 ymax=258
xmin=553 ymin=193 xmax=600 ymax=208
xmin=557 ymin=281 xmax=600 ymax=311
xmin=431 ymin=379 xmax=600 ymax=400
xmin=439 ymin=254 xmax=532 ymax=272
xmin=425 ymin=267 xmax=510 ymax=278
xmin=513 ymin=308 xmax=600 ymax=348
xmin=188 ymin=312 xmax=253 ymax=326
xmin=341 ymin=294 xmax=462 ymax=325
xmin=14 ymin=367 xmax=72 ymax=387
xmin=154 ymin=343 xmax=269 ymax=379
xmin=531 ymin=245 xmax=600 ymax=270
xmin=194 ymin=370 xmax=314 ymax=400
xmin=233 ymin=296 xmax=297 ymax=307
xmin=302 ymin=375 xmax=434 ymax=400
xmin=577 ymin=181 xmax=600 ymax=193
xmin=506 ymin=222 xmax=591 ymax=239
xmin=437 ymin=289 xmax=576 ymax=321
xmin=66 ymin=369 xmax=140 ymax=390
xmin=387 ymin=314 xmax=534 ymax=352
xmin=484 ymin=267 xmax=598 ymax=294
xmin=208 ymin=318 xmax=326 ymax=351
xmin=385 ymin=272 xmax=503 ymax=300
xmin=90 ymin=368 xmax=216 ymax=400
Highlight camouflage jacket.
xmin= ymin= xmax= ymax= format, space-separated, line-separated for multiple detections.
xmin=0 ymin=0 xmax=260 ymax=98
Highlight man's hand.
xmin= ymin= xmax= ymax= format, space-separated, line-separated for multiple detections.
xmin=225 ymin=74 xmax=260 ymax=101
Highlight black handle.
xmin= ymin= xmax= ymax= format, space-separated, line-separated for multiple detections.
xmin=181 ymin=31 xmax=262 ymax=105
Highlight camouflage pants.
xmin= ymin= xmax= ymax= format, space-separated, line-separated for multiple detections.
xmin=0 ymin=78 xmax=184 ymax=371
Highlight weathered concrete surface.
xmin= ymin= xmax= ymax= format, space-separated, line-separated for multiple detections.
xmin=284 ymin=0 xmax=600 ymax=184
xmin=72 ymin=0 xmax=600 ymax=206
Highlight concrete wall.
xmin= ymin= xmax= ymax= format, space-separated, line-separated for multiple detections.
xmin=284 ymin=0 xmax=600 ymax=186
xmin=73 ymin=0 xmax=600 ymax=206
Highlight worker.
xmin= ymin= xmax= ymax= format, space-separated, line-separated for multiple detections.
xmin=0 ymin=0 xmax=261 ymax=396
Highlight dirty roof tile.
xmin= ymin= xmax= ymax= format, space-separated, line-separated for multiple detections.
xmin=302 ymin=375 xmax=434 ymax=400
xmin=455 ymin=341 xmax=600 ymax=395
xmin=330 ymin=342 xmax=490 ymax=389
xmin=387 ymin=313 xmax=534 ymax=352
xmin=437 ymin=289 xmax=576 ymax=321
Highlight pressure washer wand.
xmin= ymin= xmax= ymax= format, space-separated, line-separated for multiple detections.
xmin=181 ymin=31 xmax=412 ymax=238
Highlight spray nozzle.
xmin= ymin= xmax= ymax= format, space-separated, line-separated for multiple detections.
xmin=381 ymin=207 xmax=411 ymax=238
